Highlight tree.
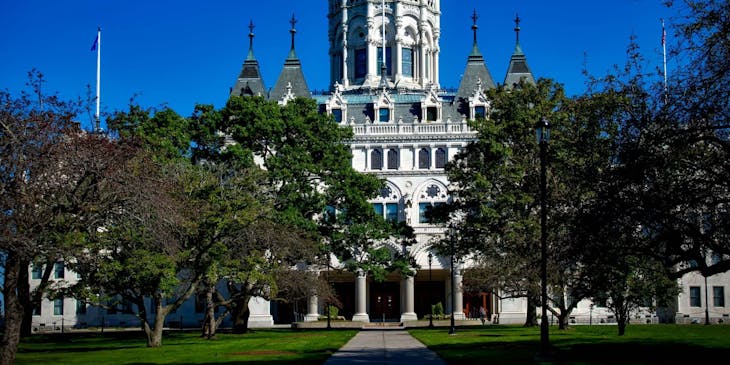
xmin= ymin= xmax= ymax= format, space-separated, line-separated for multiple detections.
xmin=567 ymin=0 xmax=730 ymax=334
xmin=0 ymin=71 xmax=137 ymax=363
xmin=66 ymin=104 xmax=202 ymax=347
xmin=217 ymin=96 xmax=407 ymax=326
xmin=439 ymin=76 xmax=626 ymax=330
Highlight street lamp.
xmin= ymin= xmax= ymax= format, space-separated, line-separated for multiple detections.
xmin=704 ymin=273 xmax=710 ymax=325
xmin=326 ymin=251 xmax=331 ymax=330
xmin=428 ymin=252 xmax=434 ymax=328
xmin=535 ymin=117 xmax=551 ymax=357
xmin=449 ymin=225 xmax=456 ymax=335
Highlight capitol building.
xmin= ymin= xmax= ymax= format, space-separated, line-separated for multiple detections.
xmin=29 ymin=0 xmax=729 ymax=331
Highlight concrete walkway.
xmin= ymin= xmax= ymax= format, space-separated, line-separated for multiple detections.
xmin=324 ymin=329 xmax=446 ymax=365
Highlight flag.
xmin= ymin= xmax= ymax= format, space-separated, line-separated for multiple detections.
xmin=661 ymin=18 xmax=666 ymax=46
xmin=90 ymin=34 xmax=99 ymax=51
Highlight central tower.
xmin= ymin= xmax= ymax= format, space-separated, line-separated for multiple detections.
xmin=328 ymin=0 xmax=441 ymax=91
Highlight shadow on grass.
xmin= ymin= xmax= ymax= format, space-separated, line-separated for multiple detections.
xmin=426 ymin=338 xmax=730 ymax=364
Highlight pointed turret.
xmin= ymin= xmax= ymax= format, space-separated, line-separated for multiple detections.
xmin=504 ymin=14 xmax=535 ymax=88
xmin=456 ymin=9 xmax=496 ymax=99
xmin=270 ymin=14 xmax=311 ymax=103
xmin=231 ymin=20 xmax=267 ymax=97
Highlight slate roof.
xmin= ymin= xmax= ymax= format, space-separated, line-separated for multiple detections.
xmin=231 ymin=23 xmax=267 ymax=98
xmin=269 ymin=24 xmax=311 ymax=102
xmin=504 ymin=43 xmax=535 ymax=88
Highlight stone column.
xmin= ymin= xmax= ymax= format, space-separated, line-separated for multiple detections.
xmin=433 ymin=47 xmax=440 ymax=87
xmin=400 ymin=275 xmax=417 ymax=322
xmin=304 ymin=294 xmax=319 ymax=322
xmin=352 ymin=270 xmax=370 ymax=322
xmin=453 ymin=269 xmax=465 ymax=320
xmin=342 ymin=2 xmax=349 ymax=87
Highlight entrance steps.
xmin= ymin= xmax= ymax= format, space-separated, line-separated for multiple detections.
xmin=362 ymin=322 xmax=404 ymax=330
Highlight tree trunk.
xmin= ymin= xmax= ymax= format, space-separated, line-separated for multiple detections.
xmin=143 ymin=298 xmax=166 ymax=347
xmin=617 ymin=319 xmax=627 ymax=336
xmin=18 ymin=259 xmax=32 ymax=337
xmin=231 ymin=295 xmax=251 ymax=334
xmin=202 ymin=287 xmax=217 ymax=339
xmin=557 ymin=310 xmax=570 ymax=330
xmin=1 ymin=254 xmax=24 ymax=365
xmin=523 ymin=294 xmax=538 ymax=327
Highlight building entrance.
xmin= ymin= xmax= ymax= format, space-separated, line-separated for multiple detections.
xmin=370 ymin=282 xmax=400 ymax=322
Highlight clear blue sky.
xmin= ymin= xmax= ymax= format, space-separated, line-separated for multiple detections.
xmin=1 ymin=0 xmax=676 ymax=131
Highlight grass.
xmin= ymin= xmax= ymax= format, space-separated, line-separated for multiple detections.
xmin=409 ymin=324 xmax=730 ymax=364
xmin=15 ymin=329 xmax=357 ymax=364
xmin=14 ymin=324 xmax=730 ymax=364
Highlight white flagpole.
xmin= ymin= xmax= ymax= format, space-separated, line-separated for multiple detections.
xmin=96 ymin=26 xmax=101 ymax=132
xmin=382 ymin=0 xmax=386 ymax=79
xmin=662 ymin=18 xmax=667 ymax=93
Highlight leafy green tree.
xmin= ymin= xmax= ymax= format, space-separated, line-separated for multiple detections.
xmin=218 ymin=96 xmax=411 ymax=324
xmin=439 ymin=78 xmax=620 ymax=330
xmin=0 ymin=71 xmax=137 ymax=363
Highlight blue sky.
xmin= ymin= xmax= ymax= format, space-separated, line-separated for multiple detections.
xmin=1 ymin=0 xmax=676 ymax=131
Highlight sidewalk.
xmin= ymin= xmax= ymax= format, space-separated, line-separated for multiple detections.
xmin=324 ymin=329 xmax=446 ymax=365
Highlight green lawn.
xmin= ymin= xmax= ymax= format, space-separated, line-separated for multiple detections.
xmin=15 ymin=324 xmax=730 ymax=364
xmin=409 ymin=324 xmax=730 ymax=364
xmin=16 ymin=329 xmax=357 ymax=365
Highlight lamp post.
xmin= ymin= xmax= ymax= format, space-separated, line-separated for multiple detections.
xmin=704 ymin=273 xmax=710 ymax=325
xmin=449 ymin=225 xmax=456 ymax=335
xmin=326 ymin=251 xmax=331 ymax=329
xmin=428 ymin=252 xmax=434 ymax=328
xmin=535 ymin=117 xmax=551 ymax=357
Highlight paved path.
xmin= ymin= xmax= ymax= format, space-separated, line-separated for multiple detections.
xmin=324 ymin=329 xmax=446 ymax=365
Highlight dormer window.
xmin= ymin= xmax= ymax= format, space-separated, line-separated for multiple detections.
xmin=426 ymin=107 xmax=438 ymax=122
xmin=475 ymin=106 xmax=486 ymax=119
xmin=379 ymin=108 xmax=390 ymax=123
xmin=332 ymin=109 xmax=343 ymax=123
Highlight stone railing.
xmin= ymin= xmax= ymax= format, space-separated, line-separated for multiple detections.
xmin=351 ymin=122 xmax=474 ymax=136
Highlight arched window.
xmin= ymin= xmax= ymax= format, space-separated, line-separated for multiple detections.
xmin=387 ymin=149 xmax=398 ymax=170
xmin=371 ymin=149 xmax=383 ymax=170
xmin=372 ymin=183 xmax=401 ymax=223
xmin=402 ymin=48 xmax=413 ymax=77
xmin=418 ymin=148 xmax=431 ymax=169
xmin=435 ymin=148 xmax=447 ymax=169
xmin=417 ymin=182 xmax=448 ymax=224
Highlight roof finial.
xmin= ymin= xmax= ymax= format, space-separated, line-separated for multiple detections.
xmin=247 ymin=20 xmax=256 ymax=57
xmin=514 ymin=13 xmax=521 ymax=45
xmin=289 ymin=13 xmax=298 ymax=51
xmin=471 ymin=9 xmax=479 ymax=46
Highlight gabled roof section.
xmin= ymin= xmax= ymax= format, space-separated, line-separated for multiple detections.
xmin=270 ymin=14 xmax=311 ymax=103
xmin=231 ymin=21 xmax=267 ymax=98
xmin=504 ymin=14 xmax=536 ymax=88
xmin=456 ymin=10 xmax=496 ymax=99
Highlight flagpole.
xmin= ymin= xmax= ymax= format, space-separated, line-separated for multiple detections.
xmin=661 ymin=18 xmax=667 ymax=93
xmin=96 ymin=26 xmax=101 ymax=132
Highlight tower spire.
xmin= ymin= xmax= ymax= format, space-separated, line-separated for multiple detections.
xmin=289 ymin=13 xmax=297 ymax=52
xmin=247 ymin=20 xmax=256 ymax=60
xmin=471 ymin=9 xmax=479 ymax=47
